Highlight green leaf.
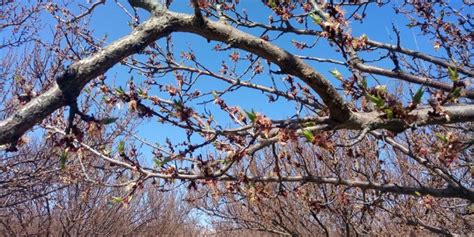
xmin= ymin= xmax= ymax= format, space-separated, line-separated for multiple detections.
xmin=448 ymin=67 xmax=458 ymax=82
xmin=267 ymin=0 xmax=277 ymax=9
xmin=414 ymin=191 xmax=421 ymax=196
xmin=173 ymin=99 xmax=183 ymax=107
xmin=59 ymin=150 xmax=68 ymax=170
xmin=384 ymin=108 xmax=394 ymax=119
xmin=412 ymin=87 xmax=424 ymax=104
xmin=435 ymin=133 xmax=448 ymax=143
xmin=366 ymin=93 xmax=385 ymax=108
xmin=154 ymin=158 xmax=163 ymax=167
xmin=309 ymin=12 xmax=322 ymax=25
xmin=98 ymin=117 xmax=118 ymax=125
xmin=359 ymin=78 xmax=367 ymax=89
xmin=302 ymin=122 xmax=316 ymax=127
xmin=114 ymin=87 xmax=125 ymax=95
xmin=245 ymin=109 xmax=257 ymax=123
xmin=212 ymin=91 xmax=219 ymax=99
xmin=118 ymin=141 xmax=125 ymax=154
xmin=111 ymin=196 xmax=123 ymax=204
xmin=450 ymin=87 xmax=462 ymax=99
xmin=154 ymin=157 xmax=171 ymax=167
xmin=218 ymin=159 xmax=228 ymax=165
xmin=330 ymin=69 xmax=343 ymax=80
xmin=302 ymin=129 xmax=314 ymax=142
xmin=137 ymin=88 xmax=147 ymax=98
xmin=14 ymin=75 xmax=23 ymax=82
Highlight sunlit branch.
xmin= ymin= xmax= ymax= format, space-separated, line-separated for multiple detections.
xmin=366 ymin=39 xmax=474 ymax=77
xmin=353 ymin=63 xmax=474 ymax=99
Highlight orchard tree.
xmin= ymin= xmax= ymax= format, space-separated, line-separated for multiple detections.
xmin=0 ymin=0 xmax=473 ymax=235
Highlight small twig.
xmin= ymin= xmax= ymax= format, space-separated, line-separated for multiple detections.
xmin=337 ymin=127 xmax=370 ymax=147
xmin=67 ymin=0 xmax=105 ymax=23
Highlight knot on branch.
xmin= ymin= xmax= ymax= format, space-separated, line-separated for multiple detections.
xmin=55 ymin=67 xmax=81 ymax=104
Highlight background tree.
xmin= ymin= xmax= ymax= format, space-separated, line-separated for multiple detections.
xmin=0 ymin=0 xmax=472 ymax=235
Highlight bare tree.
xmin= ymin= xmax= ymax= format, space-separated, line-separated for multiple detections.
xmin=192 ymin=139 xmax=472 ymax=236
xmin=0 ymin=142 xmax=203 ymax=236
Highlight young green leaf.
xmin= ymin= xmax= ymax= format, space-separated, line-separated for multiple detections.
xmin=138 ymin=88 xmax=148 ymax=98
xmin=366 ymin=93 xmax=385 ymax=108
xmin=154 ymin=158 xmax=163 ymax=167
xmin=267 ymin=0 xmax=277 ymax=8
xmin=384 ymin=108 xmax=394 ymax=119
xmin=309 ymin=12 xmax=322 ymax=24
xmin=59 ymin=150 xmax=68 ymax=170
xmin=118 ymin=141 xmax=125 ymax=154
xmin=412 ymin=87 xmax=424 ymax=105
xmin=448 ymin=67 xmax=458 ymax=82
xmin=302 ymin=122 xmax=316 ymax=127
xmin=211 ymin=91 xmax=219 ymax=99
xmin=14 ymin=75 xmax=23 ymax=82
xmin=218 ymin=159 xmax=228 ymax=165
xmin=154 ymin=157 xmax=171 ymax=167
xmin=450 ymin=87 xmax=462 ymax=99
xmin=302 ymin=129 xmax=315 ymax=142
xmin=114 ymin=87 xmax=125 ymax=95
xmin=358 ymin=78 xmax=367 ymax=89
xmin=245 ymin=110 xmax=257 ymax=123
xmin=330 ymin=69 xmax=343 ymax=80
xmin=98 ymin=117 xmax=118 ymax=125
xmin=435 ymin=133 xmax=449 ymax=143
xmin=111 ymin=196 xmax=123 ymax=204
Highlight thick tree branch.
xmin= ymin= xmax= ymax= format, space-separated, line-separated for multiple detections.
xmin=174 ymin=14 xmax=351 ymax=121
xmin=0 ymin=13 xmax=183 ymax=145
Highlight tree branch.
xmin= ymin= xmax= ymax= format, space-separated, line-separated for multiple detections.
xmin=174 ymin=13 xmax=351 ymax=122
xmin=353 ymin=63 xmax=474 ymax=99
xmin=0 ymin=13 xmax=181 ymax=145
xmin=366 ymin=39 xmax=474 ymax=77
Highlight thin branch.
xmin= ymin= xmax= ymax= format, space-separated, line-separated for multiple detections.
xmin=353 ymin=62 xmax=474 ymax=99
xmin=366 ymin=39 xmax=474 ymax=77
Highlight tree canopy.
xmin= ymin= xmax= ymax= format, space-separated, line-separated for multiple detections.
xmin=0 ymin=0 xmax=473 ymax=235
